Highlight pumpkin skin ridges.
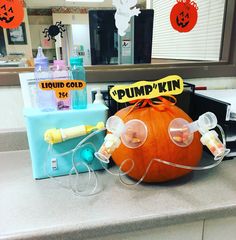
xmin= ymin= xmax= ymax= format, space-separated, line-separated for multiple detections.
xmin=112 ymin=105 xmax=203 ymax=183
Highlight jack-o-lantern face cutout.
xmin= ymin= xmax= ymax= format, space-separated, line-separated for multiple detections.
xmin=0 ymin=0 xmax=24 ymax=29
xmin=176 ymin=11 xmax=189 ymax=28
xmin=0 ymin=5 xmax=14 ymax=23
xmin=170 ymin=0 xmax=198 ymax=33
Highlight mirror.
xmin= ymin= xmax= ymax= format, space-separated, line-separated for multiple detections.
xmin=0 ymin=0 xmax=228 ymax=68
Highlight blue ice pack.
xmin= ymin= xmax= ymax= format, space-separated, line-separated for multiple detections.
xmin=24 ymin=104 xmax=108 ymax=179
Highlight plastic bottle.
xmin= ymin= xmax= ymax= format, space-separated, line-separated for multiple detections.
xmin=34 ymin=47 xmax=56 ymax=111
xmin=52 ymin=60 xmax=70 ymax=110
xmin=70 ymin=49 xmax=87 ymax=109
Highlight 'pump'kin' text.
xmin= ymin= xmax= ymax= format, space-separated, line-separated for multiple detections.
xmin=110 ymin=75 xmax=184 ymax=103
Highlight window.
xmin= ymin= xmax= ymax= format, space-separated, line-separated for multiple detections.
xmin=0 ymin=0 xmax=235 ymax=86
xmin=151 ymin=0 xmax=226 ymax=61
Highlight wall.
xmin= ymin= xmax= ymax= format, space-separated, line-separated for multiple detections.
xmin=72 ymin=24 xmax=91 ymax=65
xmin=3 ymin=8 xmax=33 ymax=59
xmin=0 ymin=28 xmax=6 ymax=56
xmin=28 ymin=15 xmax=55 ymax=60
xmin=52 ymin=13 xmax=89 ymax=25
xmin=0 ymin=77 xmax=236 ymax=131
xmin=52 ymin=13 xmax=89 ymax=63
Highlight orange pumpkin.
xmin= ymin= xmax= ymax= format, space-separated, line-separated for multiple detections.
xmin=112 ymin=100 xmax=203 ymax=183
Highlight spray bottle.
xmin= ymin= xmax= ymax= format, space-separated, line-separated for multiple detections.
xmin=34 ymin=47 xmax=56 ymax=111
xmin=70 ymin=47 xmax=87 ymax=109
xmin=52 ymin=60 xmax=70 ymax=110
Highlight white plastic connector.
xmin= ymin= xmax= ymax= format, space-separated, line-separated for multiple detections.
xmin=188 ymin=112 xmax=217 ymax=134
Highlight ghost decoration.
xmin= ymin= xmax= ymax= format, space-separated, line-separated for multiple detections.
xmin=113 ymin=0 xmax=141 ymax=36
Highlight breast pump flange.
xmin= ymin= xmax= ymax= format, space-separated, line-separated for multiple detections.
xmin=95 ymin=116 xmax=148 ymax=164
xmin=168 ymin=112 xmax=230 ymax=161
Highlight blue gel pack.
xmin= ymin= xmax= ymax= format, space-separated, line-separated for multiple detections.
xmin=24 ymin=104 xmax=108 ymax=179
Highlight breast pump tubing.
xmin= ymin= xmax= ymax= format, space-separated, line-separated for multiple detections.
xmin=46 ymin=111 xmax=230 ymax=192
xmin=45 ymin=128 xmax=106 ymax=196
xmin=93 ymin=112 xmax=230 ymax=186
xmin=44 ymin=122 xmax=105 ymax=195
xmin=72 ymin=122 xmax=229 ymax=189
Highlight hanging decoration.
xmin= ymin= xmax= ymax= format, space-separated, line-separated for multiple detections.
xmin=0 ymin=0 xmax=24 ymax=29
xmin=113 ymin=0 xmax=141 ymax=36
xmin=170 ymin=0 xmax=198 ymax=33
xmin=42 ymin=21 xmax=66 ymax=42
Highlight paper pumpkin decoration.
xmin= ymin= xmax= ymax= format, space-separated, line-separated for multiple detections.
xmin=0 ymin=0 xmax=24 ymax=29
xmin=170 ymin=0 xmax=198 ymax=33
xmin=112 ymin=99 xmax=203 ymax=183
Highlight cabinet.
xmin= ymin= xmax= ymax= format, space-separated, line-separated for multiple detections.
xmin=89 ymin=216 xmax=236 ymax=240
xmin=203 ymin=216 xmax=236 ymax=240
xmin=90 ymin=221 xmax=203 ymax=240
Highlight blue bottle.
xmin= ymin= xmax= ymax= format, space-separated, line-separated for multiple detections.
xmin=70 ymin=53 xmax=87 ymax=109
xmin=34 ymin=47 xmax=56 ymax=111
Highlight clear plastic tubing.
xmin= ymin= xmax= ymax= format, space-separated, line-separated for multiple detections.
xmin=52 ymin=60 xmax=71 ymax=110
xmin=70 ymin=48 xmax=87 ymax=109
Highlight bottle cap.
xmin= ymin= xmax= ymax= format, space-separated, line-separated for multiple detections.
xmin=70 ymin=46 xmax=83 ymax=66
xmin=53 ymin=59 xmax=66 ymax=67
xmin=53 ymin=59 xmax=67 ymax=70
xmin=70 ymin=56 xmax=83 ymax=66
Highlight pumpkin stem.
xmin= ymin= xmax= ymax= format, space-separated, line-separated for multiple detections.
xmin=123 ymin=96 xmax=177 ymax=119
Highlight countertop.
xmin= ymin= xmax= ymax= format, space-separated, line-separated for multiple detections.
xmin=0 ymin=62 xmax=20 ymax=67
xmin=1 ymin=150 xmax=236 ymax=240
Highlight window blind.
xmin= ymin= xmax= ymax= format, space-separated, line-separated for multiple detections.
xmin=151 ymin=0 xmax=226 ymax=61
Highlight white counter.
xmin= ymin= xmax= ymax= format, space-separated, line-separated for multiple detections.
xmin=1 ymin=150 xmax=236 ymax=240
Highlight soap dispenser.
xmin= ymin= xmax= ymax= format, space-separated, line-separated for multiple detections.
xmin=93 ymin=88 xmax=106 ymax=105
